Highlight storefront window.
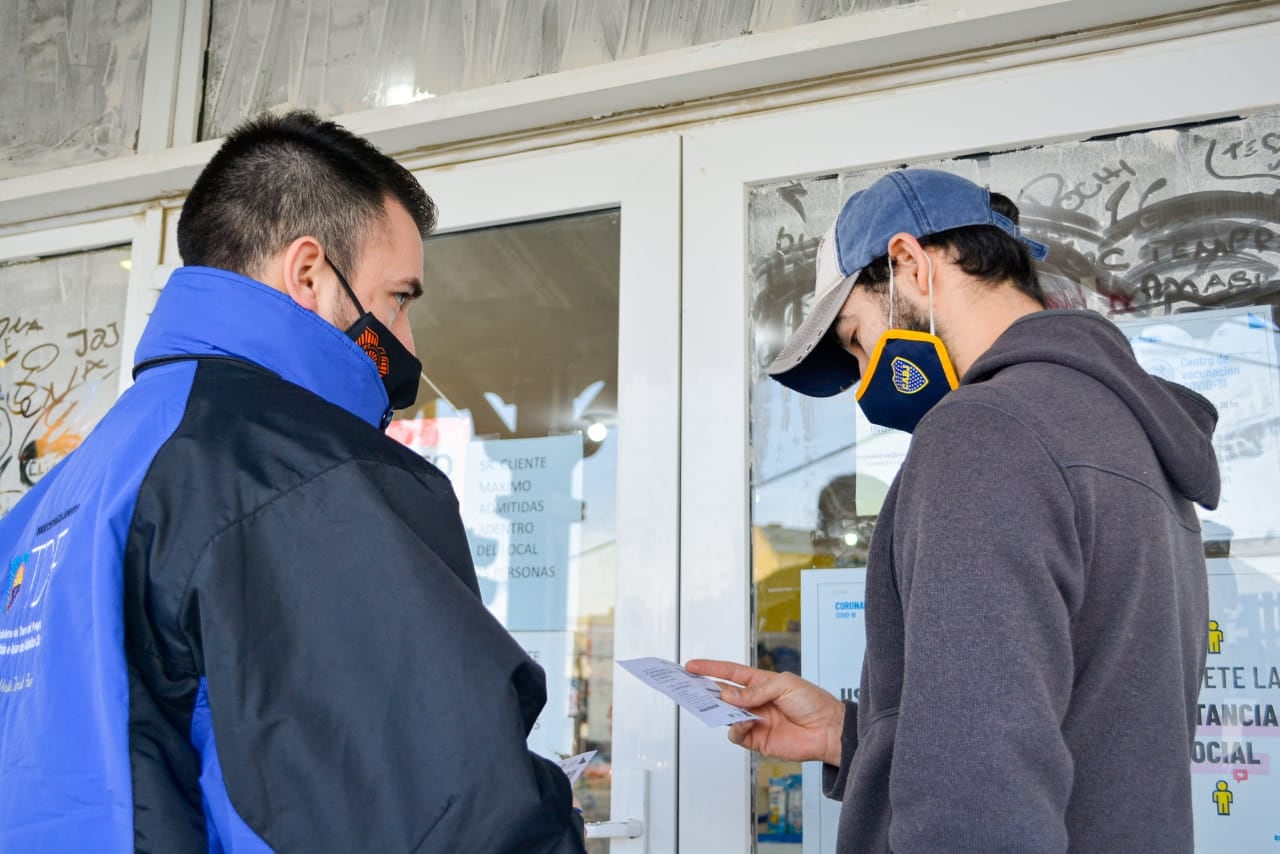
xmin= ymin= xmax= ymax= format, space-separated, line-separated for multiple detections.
xmin=0 ymin=1 xmax=151 ymax=179
xmin=388 ymin=210 xmax=619 ymax=849
xmin=748 ymin=110 xmax=1280 ymax=852
xmin=199 ymin=0 xmax=915 ymax=139
xmin=0 ymin=246 xmax=132 ymax=516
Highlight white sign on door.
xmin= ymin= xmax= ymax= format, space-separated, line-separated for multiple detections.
xmin=1195 ymin=557 xmax=1280 ymax=850
xmin=800 ymin=568 xmax=868 ymax=854
xmin=461 ymin=434 xmax=583 ymax=631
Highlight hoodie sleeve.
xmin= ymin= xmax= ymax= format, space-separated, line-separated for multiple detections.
xmin=887 ymin=400 xmax=1082 ymax=854
xmin=181 ymin=458 xmax=585 ymax=854
xmin=822 ymin=701 xmax=860 ymax=801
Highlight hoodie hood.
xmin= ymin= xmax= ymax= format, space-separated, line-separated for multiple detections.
xmin=965 ymin=310 xmax=1221 ymax=510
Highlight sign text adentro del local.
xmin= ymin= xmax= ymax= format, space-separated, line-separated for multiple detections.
xmin=461 ymin=435 xmax=582 ymax=632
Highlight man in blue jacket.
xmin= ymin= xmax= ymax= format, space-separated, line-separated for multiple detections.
xmin=0 ymin=110 xmax=585 ymax=853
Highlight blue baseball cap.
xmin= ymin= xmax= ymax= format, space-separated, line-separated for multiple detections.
xmin=766 ymin=169 xmax=1049 ymax=397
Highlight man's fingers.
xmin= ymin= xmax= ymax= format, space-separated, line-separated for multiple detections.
xmin=727 ymin=720 xmax=756 ymax=747
xmin=722 ymin=673 xmax=794 ymax=709
xmin=686 ymin=658 xmax=768 ymax=688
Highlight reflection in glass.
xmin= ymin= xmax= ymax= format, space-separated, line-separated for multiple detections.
xmin=0 ymin=247 xmax=132 ymax=516
xmin=0 ymin=1 xmax=151 ymax=178
xmin=200 ymin=0 xmax=915 ymax=139
xmin=746 ymin=111 xmax=1280 ymax=851
xmin=388 ymin=210 xmax=619 ymax=848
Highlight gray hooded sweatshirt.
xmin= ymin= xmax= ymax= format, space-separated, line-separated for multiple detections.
xmin=824 ymin=310 xmax=1221 ymax=852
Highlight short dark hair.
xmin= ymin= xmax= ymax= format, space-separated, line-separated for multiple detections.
xmin=854 ymin=191 xmax=1044 ymax=306
xmin=178 ymin=110 xmax=437 ymax=276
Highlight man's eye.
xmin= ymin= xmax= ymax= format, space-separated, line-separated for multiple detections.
xmin=394 ymin=293 xmax=410 ymax=308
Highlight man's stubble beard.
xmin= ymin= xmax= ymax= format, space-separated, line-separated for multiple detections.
xmin=890 ymin=288 xmax=931 ymax=335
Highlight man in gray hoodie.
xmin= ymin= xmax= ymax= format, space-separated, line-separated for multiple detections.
xmin=689 ymin=169 xmax=1220 ymax=852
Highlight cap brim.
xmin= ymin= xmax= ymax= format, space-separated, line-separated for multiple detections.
xmin=765 ymin=274 xmax=862 ymax=397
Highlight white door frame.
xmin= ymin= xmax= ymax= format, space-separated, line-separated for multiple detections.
xmin=0 ymin=211 xmax=163 ymax=399
xmin=5 ymin=0 xmax=1262 ymax=231
xmin=680 ymin=18 xmax=1280 ymax=853
xmin=413 ymin=134 xmax=682 ymax=852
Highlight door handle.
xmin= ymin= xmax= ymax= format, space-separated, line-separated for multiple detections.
xmin=583 ymin=767 xmax=648 ymax=846
xmin=585 ymin=818 xmax=644 ymax=839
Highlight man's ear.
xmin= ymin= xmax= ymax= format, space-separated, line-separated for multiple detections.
xmin=885 ymin=232 xmax=932 ymax=298
xmin=278 ymin=236 xmax=326 ymax=311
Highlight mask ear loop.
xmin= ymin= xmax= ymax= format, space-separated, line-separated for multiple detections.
xmin=331 ymin=261 xmax=369 ymax=316
xmin=925 ymin=253 xmax=936 ymax=336
xmin=888 ymin=246 xmax=936 ymax=333
xmin=887 ymin=248 xmax=897 ymax=330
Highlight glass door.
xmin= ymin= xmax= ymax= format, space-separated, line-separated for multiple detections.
xmin=680 ymin=19 xmax=1280 ymax=854
xmin=0 ymin=214 xmax=158 ymax=517
xmin=405 ymin=136 xmax=680 ymax=852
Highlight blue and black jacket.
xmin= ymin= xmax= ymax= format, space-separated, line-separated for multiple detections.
xmin=0 ymin=267 xmax=583 ymax=852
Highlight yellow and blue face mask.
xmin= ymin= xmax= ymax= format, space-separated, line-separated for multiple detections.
xmin=853 ymin=255 xmax=959 ymax=434
xmin=855 ymin=329 xmax=959 ymax=433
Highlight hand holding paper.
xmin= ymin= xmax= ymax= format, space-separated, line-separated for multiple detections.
xmin=685 ymin=659 xmax=846 ymax=766
xmin=617 ymin=658 xmax=763 ymax=727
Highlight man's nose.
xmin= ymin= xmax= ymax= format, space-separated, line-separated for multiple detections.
xmin=396 ymin=315 xmax=417 ymax=357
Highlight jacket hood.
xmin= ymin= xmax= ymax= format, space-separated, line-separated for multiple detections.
xmin=133 ymin=266 xmax=391 ymax=428
xmin=965 ymin=310 xmax=1221 ymax=509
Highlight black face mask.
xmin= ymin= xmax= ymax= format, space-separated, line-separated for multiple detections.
xmin=330 ymin=262 xmax=421 ymax=413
